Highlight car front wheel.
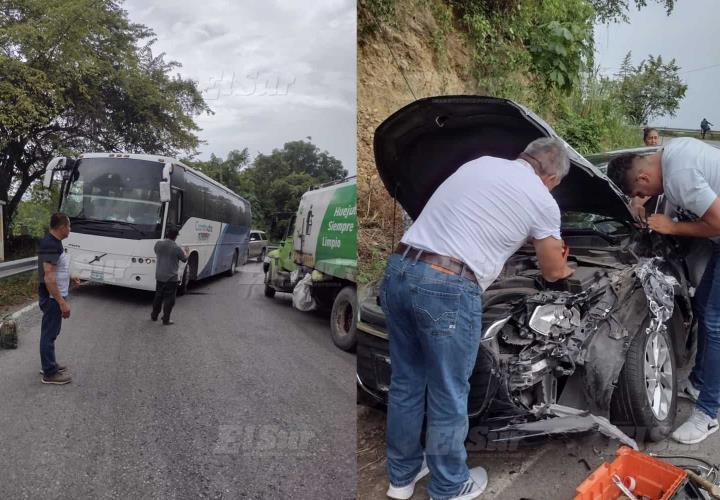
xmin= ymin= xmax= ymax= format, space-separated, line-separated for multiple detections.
xmin=611 ymin=322 xmax=677 ymax=442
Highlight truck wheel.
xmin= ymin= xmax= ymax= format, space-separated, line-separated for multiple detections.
xmin=331 ymin=286 xmax=357 ymax=352
xmin=610 ymin=320 xmax=677 ymax=442
xmin=178 ymin=265 xmax=190 ymax=296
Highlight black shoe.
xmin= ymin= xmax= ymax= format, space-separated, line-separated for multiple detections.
xmin=151 ymin=314 xmax=158 ymax=321
xmin=162 ymin=320 xmax=174 ymax=325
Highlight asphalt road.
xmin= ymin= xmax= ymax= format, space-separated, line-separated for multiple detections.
xmin=0 ymin=262 xmax=355 ymax=499
xmin=358 ymin=398 xmax=720 ymax=499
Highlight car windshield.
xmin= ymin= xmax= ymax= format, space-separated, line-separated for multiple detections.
xmin=61 ymin=157 xmax=164 ymax=226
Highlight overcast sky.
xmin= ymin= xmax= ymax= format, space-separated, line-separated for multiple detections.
xmin=122 ymin=0 xmax=356 ymax=174
xmin=594 ymin=0 xmax=719 ymax=130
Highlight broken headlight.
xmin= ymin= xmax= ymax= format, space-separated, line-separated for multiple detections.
xmin=528 ymin=304 xmax=580 ymax=336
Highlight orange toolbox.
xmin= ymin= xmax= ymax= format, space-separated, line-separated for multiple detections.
xmin=575 ymin=446 xmax=688 ymax=500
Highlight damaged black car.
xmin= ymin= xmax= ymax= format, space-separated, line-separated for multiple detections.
xmin=356 ymin=96 xmax=711 ymax=445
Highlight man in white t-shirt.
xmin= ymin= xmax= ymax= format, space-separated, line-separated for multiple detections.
xmin=608 ymin=137 xmax=720 ymax=445
xmin=380 ymin=138 xmax=574 ymax=500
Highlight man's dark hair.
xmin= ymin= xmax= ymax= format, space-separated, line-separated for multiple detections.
xmin=606 ymin=153 xmax=641 ymax=194
xmin=50 ymin=213 xmax=70 ymax=230
xmin=165 ymin=227 xmax=179 ymax=240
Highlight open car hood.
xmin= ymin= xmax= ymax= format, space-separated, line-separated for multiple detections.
xmin=373 ymin=96 xmax=633 ymax=221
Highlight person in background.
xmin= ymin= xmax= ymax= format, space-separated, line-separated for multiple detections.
xmin=38 ymin=213 xmax=80 ymax=385
xmin=701 ymin=118 xmax=713 ymax=140
xmin=644 ymin=127 xmax=660 ymax=146
xmin=151 ymin=227 xmax=188 ymax=325
xmin=607 ymin=137 xmax=720 ymax=445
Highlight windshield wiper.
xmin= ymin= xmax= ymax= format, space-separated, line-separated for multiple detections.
xmin=70 ymin=218 xmax=147 ymax=238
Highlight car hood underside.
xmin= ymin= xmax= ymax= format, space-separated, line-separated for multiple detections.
xmin=373 ymin=96 xmax=633 ymax=221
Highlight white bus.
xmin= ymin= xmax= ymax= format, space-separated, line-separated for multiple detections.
xmin=43 ymin=152 xmax=251 ymax=293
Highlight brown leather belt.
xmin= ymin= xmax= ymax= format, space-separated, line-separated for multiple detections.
xmin=394 ymin=243 xmax=477 ymax=284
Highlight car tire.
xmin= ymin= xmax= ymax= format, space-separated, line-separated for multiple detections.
xmin=177 ymin=264 xmax=190 ymax=296
xmin=611 ymin=321 xmax=677 ymax=442
xmin=257 ymin=248 xmax=266 ymax=263
xmin=330 ymin=286 xmax=357 ymax=352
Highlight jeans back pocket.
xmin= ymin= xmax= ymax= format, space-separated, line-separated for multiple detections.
xmin=411 ymin=284 xmax=461 ymax=337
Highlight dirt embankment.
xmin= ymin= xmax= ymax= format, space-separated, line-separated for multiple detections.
xmin=357 ymin=0 xmax=480 ymax=281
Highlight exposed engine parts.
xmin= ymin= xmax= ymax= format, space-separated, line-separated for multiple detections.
xmin=482 ymin=253 xmax=683 ymax=415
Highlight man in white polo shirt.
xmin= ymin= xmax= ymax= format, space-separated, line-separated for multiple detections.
xmin=380 ymin=138 xmax=574 ymax=500
xmin=608 ymin=137 xmax=720 ymax=445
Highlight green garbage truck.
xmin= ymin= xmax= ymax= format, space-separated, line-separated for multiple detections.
xmin=263 ymin=177 xmax=357 ymax=351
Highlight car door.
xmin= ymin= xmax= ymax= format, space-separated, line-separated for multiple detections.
xmin=249 ymin=231 xmax=261 ymax=257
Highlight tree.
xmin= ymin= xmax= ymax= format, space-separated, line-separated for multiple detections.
xmin=0 ymin=0 xmax=211 ymax=243
xmin=589 ymin=0 xmax=675 ymax=23
xmin=185 ymin=149 xmax=250 ymax=194
xmin=614 ymin=52 xmax=687 ymax=125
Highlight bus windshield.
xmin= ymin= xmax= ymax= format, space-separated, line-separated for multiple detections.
xmin=61 ymin=157 xmax=164 ymax=228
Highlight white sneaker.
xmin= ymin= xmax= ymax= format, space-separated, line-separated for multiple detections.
xmin=671 ymin=408 xmax=719 ymax=444
xmin=678 ymin=379 xmax=700 ymax=402
xmin=431 ymin=466 xmax=488 ymax=500
xmin=387 ymin=459 xmax=430 ymax=499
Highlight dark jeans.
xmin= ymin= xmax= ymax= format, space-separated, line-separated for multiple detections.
xmin=152 ymin=280 xmax=178 ymax=322
xmin=690 ymin=243 xmax=720 ymax=418
xmin=39 ymin=297 xmax=63 ymax=376
xmin=380 ymin=252 xmax=483 ymax=500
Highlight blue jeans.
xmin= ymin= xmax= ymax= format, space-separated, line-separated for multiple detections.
xmin=380 ymin=252 xmax=483 ymax=500
xmin=39 ymin=297 xmax=63 ymax=376
xmin=691 ymin=243 xmax=720 ymax=418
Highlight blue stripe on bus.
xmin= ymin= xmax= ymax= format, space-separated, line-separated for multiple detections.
xmin=199 ymin=223 xmax=249 ymax=279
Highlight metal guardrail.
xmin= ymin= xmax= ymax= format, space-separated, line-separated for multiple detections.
xmin=0 ymin=257 xmax=37 ymax=280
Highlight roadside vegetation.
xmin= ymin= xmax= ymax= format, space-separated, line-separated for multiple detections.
xmin=0 ymin=271 xmax=37 ymax=313
xmin=357 ymin=0 xmax=686 ymax=282
xmin=1 ymin=1 xmax=348 ymax=261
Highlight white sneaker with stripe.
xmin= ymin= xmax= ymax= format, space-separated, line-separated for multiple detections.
xmin=431 ymin=466 xmax=488 ymax=500
xmin=386 ymin=458 xmax=430 ymax=500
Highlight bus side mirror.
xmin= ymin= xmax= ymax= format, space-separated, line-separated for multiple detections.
xmin=43 ymin=157 xmax=65 ymax=188
xmin=159 ymin=181 xmax=171 ymax=202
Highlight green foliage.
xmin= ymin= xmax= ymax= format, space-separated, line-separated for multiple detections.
xmin=552 ymin=69 xmax=638 ymax=154
xmin=357 ymin=249 xmax=387 ymax=285
xmin=358 ymin=0 xmax=397 ymax=37
xmin=589 ymin=0 xmax=675 ymax=23
xmin=0 ymin=0 xmax=211 ymax=235
xmin=614 ymin=52 xmax=687 ymax=125
xmin=428 ymin=0 xmax=454 ymax=70
xmin=0 ymin=271 xmax=37 ymax=309
xmin=9 ymin=183 xmax=59 ymax=238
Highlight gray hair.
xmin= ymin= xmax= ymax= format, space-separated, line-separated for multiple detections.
xmin=523 ymin=137 xmax=570 ymax=180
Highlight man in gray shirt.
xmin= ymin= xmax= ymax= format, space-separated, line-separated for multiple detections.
xmin=608 ymin=137 xmax=720 ymax=444
xmin=151 ymin=227 xmax=188 ymax=325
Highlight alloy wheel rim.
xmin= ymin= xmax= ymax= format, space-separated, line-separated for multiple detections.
xmin=644 ymin=331 xmax=673 ymax=421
